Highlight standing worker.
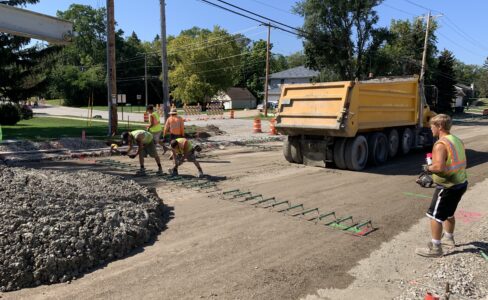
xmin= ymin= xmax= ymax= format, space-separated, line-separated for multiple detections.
xmin=163 ymin=108 xmax=185 ymax=142
xmin=146 ymin=105 xmax=163 ymax=147
xmin=121 ymin=130 xmax=163 ymax=175
xmin=415 ymin=114 xmax=468 ymax=258
xmin=169 ymin=138 xmax=204 ymax=178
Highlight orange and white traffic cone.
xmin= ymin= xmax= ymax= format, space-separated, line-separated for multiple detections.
xmin=230 ymin=110 xmax=234 ymax=119
xmin=253 ymin=117 xmax=262 ymax=133
xmin=269 ymin=118 xmax=277 ymax=135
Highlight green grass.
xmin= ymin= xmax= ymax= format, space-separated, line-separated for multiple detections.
xmin=1 ymin=117 xmax=144 ymax=140
xmin=1 ymin=116 xmax=199 ymax=141
xmin=80 ymin=105 xmax=148 ymax=113
xmin=240 ymin=113 xmax=277 ymax=121
xmin=44 ymin=99 xmax=64 ymax=106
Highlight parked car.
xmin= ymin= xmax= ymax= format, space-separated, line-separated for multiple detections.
xmin=257 ymin=102 xmax=277 ymax=112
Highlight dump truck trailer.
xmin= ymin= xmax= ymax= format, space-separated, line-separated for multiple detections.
xmin=275 ymin=76 xmax=436 ymax=170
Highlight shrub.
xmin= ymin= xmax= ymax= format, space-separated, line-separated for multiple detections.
xmin=21 ymin=105 xmax=33 ymax=120
xmin=0 ymin=103 xmax=22 ymax=125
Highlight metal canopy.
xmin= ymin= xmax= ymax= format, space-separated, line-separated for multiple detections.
xmin=0 ymin=4 xmax=73 ymax=44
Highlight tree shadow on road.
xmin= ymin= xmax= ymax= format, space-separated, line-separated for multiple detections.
xmin=443 ymin=241 xmax=488 ymax=257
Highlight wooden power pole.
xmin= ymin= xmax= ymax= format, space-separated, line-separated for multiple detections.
xmin=106 ymin=0 xmax=117 ymax=135
xmin=160 ymin=0 xmax=170 ymax=122
xmin=264 ymin=23 xmax=271 ymax=117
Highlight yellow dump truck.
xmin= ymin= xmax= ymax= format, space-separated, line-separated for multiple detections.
xmin=275 ymin=76 xmax=436 ymax=170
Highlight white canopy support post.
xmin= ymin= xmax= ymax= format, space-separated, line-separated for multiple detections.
xmin=0 ymin=4 xmax=73 ymax=44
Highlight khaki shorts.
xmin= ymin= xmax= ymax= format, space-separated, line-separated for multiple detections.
xmin=176 ymin=149 xmax=196 ymax=164
xmin=139 ymin=142 xmax=158 ymax=158
xmin=151 ymin=131 xmax=162 ymax=144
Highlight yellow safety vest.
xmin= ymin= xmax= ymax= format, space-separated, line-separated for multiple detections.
xmin=148 ymin=112 xmax=163 ymax=133
xmin=432 ymin=134 xmax=467 ymax=188
xmin=175 ymin=138 xmax=193 ymax=155
xmin=131 ymin=130 xmax=153 ymax=145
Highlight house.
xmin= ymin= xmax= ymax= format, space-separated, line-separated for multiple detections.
xmin=212 ymin=87 xmax=257 ymax=110
xmin=454 ymin=83 xmax=475 ymax=113
xmin=265 ymin=66 xmax=320 ymax=103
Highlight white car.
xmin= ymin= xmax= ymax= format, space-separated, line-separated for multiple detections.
xmin=257 ymin=102 xmax=277 ymax=111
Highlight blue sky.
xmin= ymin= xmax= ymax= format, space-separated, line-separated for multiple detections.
xmin=26 ymin=0 xmax=488 ymax=66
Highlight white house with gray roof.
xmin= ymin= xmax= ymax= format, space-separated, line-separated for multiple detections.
xmin=264 ymin=66 xmax=320 ymax=103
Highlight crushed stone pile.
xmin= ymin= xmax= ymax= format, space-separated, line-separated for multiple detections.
xmin=0 ymin=166 xmax=166 ymax=292
xmin=395 ymin=215 xmax=488 ymax=300
xmin=0 ymin=138 xmax=106 ymax=153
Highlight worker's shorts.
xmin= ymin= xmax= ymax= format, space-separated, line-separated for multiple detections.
xmin=176 ymin=149 xmax=196 ymax=164
xmin=426 ymin=182 xmax=467 ymax=222
xmin=151 ymin=130 xmax=162 ymax=144
xmin=170 ymin=134 xmax=182 ymax=142
xmin=139 ymin=142 xmax=158 ymax=158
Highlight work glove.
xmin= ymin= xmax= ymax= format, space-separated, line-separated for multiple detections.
xmin=416 ymin=171 xmax=434 ymax=188
xmin=421 ymin=164 xmax=430 ymax=173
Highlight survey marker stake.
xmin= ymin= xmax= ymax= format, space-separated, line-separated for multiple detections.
xmin=314 ymin=211 xmax=336 ymax=223
xmin=291 ymin=208 xmax=319 ymax=217
xmin=240 ymin=194 xmax=262 ymax=202
xmin=345 ymin=220 xmax=375 ymax=237
xmin=253 ymin=197 xmax=276 ymax=206
xmin=277 ymin=203 xmax=304 ymax=213
xmin=263 ymin=200 xmax=289 ymax=209
xmin=325 ymin=216 xmax=353 ymax=229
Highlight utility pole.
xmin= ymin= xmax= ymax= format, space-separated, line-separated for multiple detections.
xmin=264 ymin=23 xmax=271 ymax=117
xmin=160 ymin=0 xmax=170 ymax=122
xmin=106 ymin=0 xmax=117 ymax=135
xmin=420 ymin=11 xmax=431 ymax=83
xmin=144 ymin=53 xmax=148 ymax=107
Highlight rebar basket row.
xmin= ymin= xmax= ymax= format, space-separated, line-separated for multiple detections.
xmin=96 ymin=159 xmax=218 ymax=191
xmin=222 ymin=189 xmax=375 ymax=236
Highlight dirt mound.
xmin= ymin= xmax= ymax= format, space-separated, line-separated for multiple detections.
xmin=0 ymin=166 xmax=166 ymax=292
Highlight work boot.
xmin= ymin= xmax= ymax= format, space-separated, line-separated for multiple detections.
xmin=442 ymin=234 xmax=456 ymax=248
xmin=415 ymin=242 xmax=443 ymax=258
xmin=197 ymin=171 xmax=204 ymax=178
xmin=168 ymin=168 xmax=178 ymax=176
xmin=156 ymin=168 xmax=164 ymax=175
xmin=135 ymin=168 xmax=146 ymax=176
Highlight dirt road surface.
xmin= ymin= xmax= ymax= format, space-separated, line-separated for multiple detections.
xmin=3 ymin=118 xmax=488 ymax=299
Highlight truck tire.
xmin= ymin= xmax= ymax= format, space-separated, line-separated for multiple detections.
xmin=333 ymin=138 xmax=347 ymax=169
xmin=345 ymin=135 xmax=369 ymax=171
xmin=290 ymin=139 xmax=303 ymax=164
xmin=400 ymin=128 xmax=413 ymax=155
xmin=386 ymin=129 xmax=399 ymax=158
xmin=368 ymin=132 xmax=388 ymax=166
xmin=283 ymin=139 xmax=293 ymax=163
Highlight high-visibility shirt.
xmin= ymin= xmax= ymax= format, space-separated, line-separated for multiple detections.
xmin=174 ymin=138 xmax=193 ymax=155
xmin=130 ymin=130 xmax=153 ymax=145
xmin=432 ymin=134 xmax=467 ymax=188
xmin=164 ymin=116 xmax=184 ymax=136
xmin=148 ymin=112 xmax=162 ymax=133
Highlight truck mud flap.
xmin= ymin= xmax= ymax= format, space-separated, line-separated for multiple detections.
xmin=301 ymin=140 xmax=327 ymax=168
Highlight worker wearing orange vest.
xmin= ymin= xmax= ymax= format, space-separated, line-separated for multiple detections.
xmin=415 ymin=114 xmax=468 ymax=258
xmin=163 ymin=108 xmax=185 ymax=141
xmin=168 ymin=138 xmax=204 ymax=178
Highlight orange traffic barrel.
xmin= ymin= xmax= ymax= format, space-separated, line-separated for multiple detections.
xmin=253 ymin=117 xmax=262 ymax=133
xmin=143 ymin=112 xmax=149 ymax=122
xmin=230 ymin=110 xmax=234 ymax=119
xmin=269 ymin=118 xmax=277 ymax=135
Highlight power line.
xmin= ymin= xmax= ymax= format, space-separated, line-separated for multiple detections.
xmin=197 ymin=0 xmax=306 ymax=38
xmin=441 ymin=18 xmax=488 ymax=53
xmin=246 ymin=0 xmax=297 ymax=16
xmin=382 ymin=2 xmax=417 ymax=17
xmin=436 ymin=31 xmax=485 ymax=58
xmin=402 ymin=0 xmax=442 ymax=14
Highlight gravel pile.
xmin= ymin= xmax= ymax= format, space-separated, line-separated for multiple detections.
xmin=395 ymin=216 xmax=488 ymax=300
xmin=0 ymin=138 xmax=106 ymax=153
xmin=0 ymin=166 xmax=166 ymax=292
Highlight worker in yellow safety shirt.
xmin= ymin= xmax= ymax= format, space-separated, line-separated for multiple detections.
xmin=121 ymin=129 xmax=163 ymax=176
xmin=168 ymin=138 xmax=204 ymax=178
xmin=415 ymin=114 xmax=468 ymax=258
xmin=146 ymin=105 xmax=163 ymax=145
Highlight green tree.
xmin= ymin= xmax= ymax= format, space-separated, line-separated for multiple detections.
xmin=234 ymin=40 xmax=267 ymax=101
xmin=0 ymin=0 xmax=60 ymax=102
xmin=168 ymin=26 xmax=242 ymax=104
xmin=286 ymin=51 xmax=307 ymax=68
xmin=295 ymin=0 xmax=387 ymax=80
xmin=478 ymin=58 xmax=488 ymax=97
xmin=433 ymin=50 xmax=457 ymax=113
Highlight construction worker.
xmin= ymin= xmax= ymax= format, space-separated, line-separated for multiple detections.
xmin=168 ymin=138 xmax=204 ymax=178
xmin=415 ymin=114 xmax=468 ymax=258
xmin=163 ymin=108 xmax=185 ymax=142
xmin=146 ymin=105 xmax=163 ymax=146
xmin=121 ymin=130 xmax=163 ymax=175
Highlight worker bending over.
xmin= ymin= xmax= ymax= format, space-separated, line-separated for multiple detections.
xmin=169 ymin=138 xmax=204 ymax=178
xmin=121 ymin=130 xmax=163 ymax=175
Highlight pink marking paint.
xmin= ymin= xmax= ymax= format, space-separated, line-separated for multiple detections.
xmin=455 ymin=209 xmax=484 ymax=224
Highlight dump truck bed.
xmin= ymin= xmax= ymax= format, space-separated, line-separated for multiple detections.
xmin=275 ymin=77 xmax=421 ymax=137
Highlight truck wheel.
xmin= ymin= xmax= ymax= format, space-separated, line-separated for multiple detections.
xmin=345 ymin=135 xmax=369 ymax=171
xmin=283 ymin=139 xmax=293 ymax=163
xmin=290 ymin=139 xmax=303 ymax=164
xmin=400 ymin=128 xmax=413 ymax=155
xmin=386 ymin=129 xmax=399 ymax=158
xmin=333 ymin=138 xmax=347 ymax=169
xmin=368 ymin=133 xmax=388 ymax=166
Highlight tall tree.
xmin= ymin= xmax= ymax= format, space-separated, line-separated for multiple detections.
xmin=433 ymin=50 xmax=457 ymax=113
xmin=286 ymin=51 xmax=307 ymax=68
xmin=0 ymin=0 xmax=59 ymax=102
xmin=234 ymin=40 xmax=267 ymax=101
xmin=478 ymin=57 xmax=488 ymax=98
xmin=168 ymin=26 xmax=242 ymax=104
xmin=295 ymin=0 xmax=387 ymax=80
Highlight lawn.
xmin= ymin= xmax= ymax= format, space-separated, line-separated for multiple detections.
xmin=1 ymin=117 xmax=147 ymax=140
xmin=81 ymin=105 xmax=148 ymax=113
xmin=2 ymin=116 xmax=199 ymax=141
